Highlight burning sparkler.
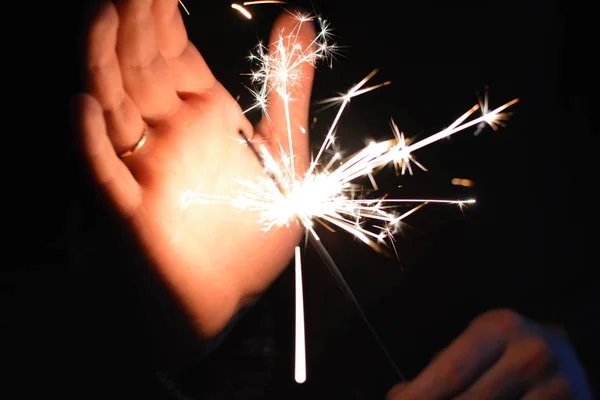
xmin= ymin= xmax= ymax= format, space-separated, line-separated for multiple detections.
xmin=182 ymin=65 xmax=518 ymax=252
xmin=181 ymin=6 xmax=518 ymax=383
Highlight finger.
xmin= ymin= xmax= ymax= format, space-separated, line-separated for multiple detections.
xmin=71 ymin=93 xmax=142 ymax=219
xmin=255 ymin=10 xmax=316 ymax=175
xmin=456 ymin=336 xmax=555 ymax=399
xmin=398 ymin=320 xmax=510 ymax=399
xmin=86 ymin=0 xmax=146 ymax=155
xmin=115 ymin=0 xmax=182 ymax=123
xmin=386 ymin=382 xmax=408 ymax=399
xmin=152 ymin=0 xmax=216 ymax=94
xmin=521 ymin=374 xmax=572 ymax=400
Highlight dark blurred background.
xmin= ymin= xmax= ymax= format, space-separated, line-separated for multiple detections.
xmin=2 ymin=0 xmax=596 ymax=398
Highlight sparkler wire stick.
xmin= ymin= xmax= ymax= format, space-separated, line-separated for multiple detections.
xmin=294 ymin=246 xmax=306 ymax=384
xmin=238 ymin=129 xmax=407 ymax=382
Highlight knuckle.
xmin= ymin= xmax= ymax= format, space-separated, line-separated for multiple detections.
xmin=519 ymin=336 xmax=554 ymax=375
xmin=528 ymin=336 xmax=553 ymax=362
xmin=474 ymin=308 xmax=523 ymax=334
xmin=444 ymin=355 xmax=470 ymax=386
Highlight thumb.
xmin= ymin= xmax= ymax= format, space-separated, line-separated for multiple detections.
xmin=255 ymin=10 xmax=317 ymax=176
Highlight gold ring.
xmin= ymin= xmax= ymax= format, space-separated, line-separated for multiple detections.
xmin=119 ymin=127 xmax=148 ymax=159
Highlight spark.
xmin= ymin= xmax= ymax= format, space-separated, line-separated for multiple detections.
xmin=182 ymin=6 xmax=518 ymax=251
xmin=184 ymin=66 xmax=517 ymax=250
xmin=389 ymin=118 xmax=427 ymax=176
xmin=244 ymin=0 xmax=287 ymax=4
xmin=231 ymin=3 xmax=252 ymax=19
xmin=307 ymin=69 xmax=390 ymax=177
xmin=474 ymin=86 xmax=517 ymax=134
xmin=242 ymin=11 xmax=337 ymax=176
xmin=452 ymin=178 xmax=475 ymax=187
xmin=232 ymin=1 xmax=288 ymax=19
xmin=178 ymin=0 xmax=190 ymax=15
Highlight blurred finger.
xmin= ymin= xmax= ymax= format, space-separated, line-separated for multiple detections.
xmin=456 ymin=336 xmax=555 ymax=399
xmin=152 ymin=0 xmax=216 ymax=94
xmin=397 ymin=320 xmax=510 ymax=399
xmin=86 ymin=0 xmax=146 ymax=155
xmin=116 ymin=0 xmax=182 ymax=122
xmin=521 ymin=374 xmax=572 ymax=400
xmin=71 ymin=93 xmax=142 ymax=219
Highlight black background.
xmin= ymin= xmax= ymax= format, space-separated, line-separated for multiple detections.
xmin=2 ymin=0 xmax=596 ymax=398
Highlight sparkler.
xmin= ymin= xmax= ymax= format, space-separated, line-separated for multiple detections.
xmin=181 ymin=6 xmax=518 ymax=383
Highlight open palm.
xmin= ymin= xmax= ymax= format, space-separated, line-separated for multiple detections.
xmin=72 ymin=0 xmax=315 ymax=337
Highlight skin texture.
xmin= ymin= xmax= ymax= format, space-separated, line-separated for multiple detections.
xmin=386 ymin=309 xmax=593 ymax=400
xmin=72 ymin=0 xmax=315 ymax=338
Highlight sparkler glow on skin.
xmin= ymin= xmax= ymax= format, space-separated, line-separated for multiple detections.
xmin=180 ymin=6 xmax=518 ymax=383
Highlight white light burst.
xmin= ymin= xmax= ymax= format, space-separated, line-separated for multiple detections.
xmin=183 ymin=59 xmax=518 ymax=252
xmin=181 ymin=8 xmax=519 ymax=383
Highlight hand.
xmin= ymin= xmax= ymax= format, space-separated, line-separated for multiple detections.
xmin=71 ymin=0 xmax=315 ymax=337
xmin=387 ymin=309 xmax=593 ymax=399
